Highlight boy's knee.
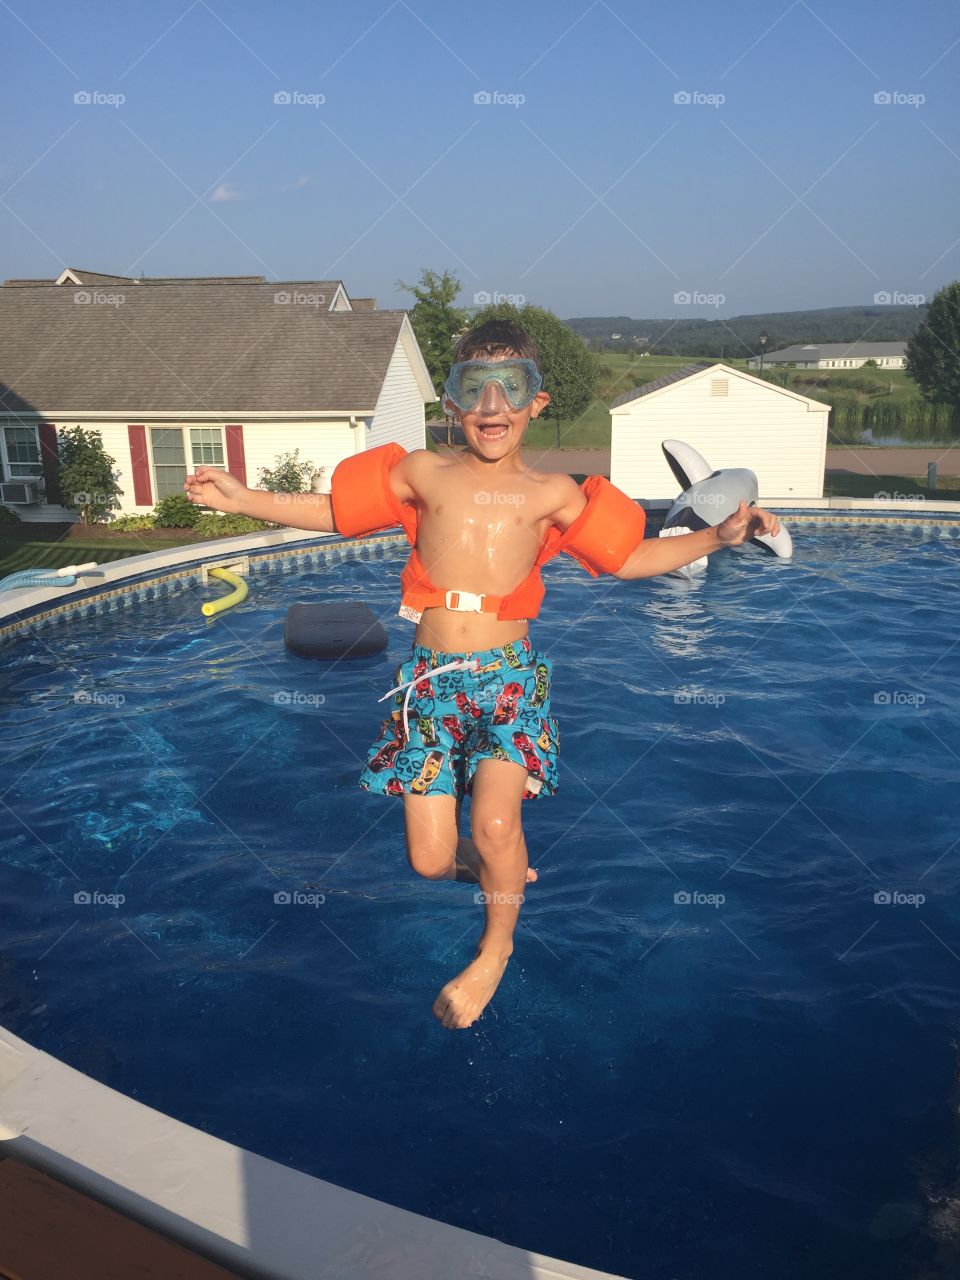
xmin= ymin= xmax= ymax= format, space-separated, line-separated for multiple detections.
xmin=471 ymin=811 xmax=522 ymax=852
xmin=407 ymin=843 xmax=455 ymax=880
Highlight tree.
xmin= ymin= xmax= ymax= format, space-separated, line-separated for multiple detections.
xmin=905 ymin=281 xmax=960 ymax=406
xmin=57 ymin=427 xmax=122 ymax=524
xmin=396 ymin=268 xmax=468 ymax=418
xmin=468 ymin=301 xmax=598 ymax=445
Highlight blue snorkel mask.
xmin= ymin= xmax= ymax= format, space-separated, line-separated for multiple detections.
xmin=443 ymin=358 xmax=543 ymax=413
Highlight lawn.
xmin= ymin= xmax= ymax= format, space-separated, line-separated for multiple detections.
xmin=0 ymin=524 xmax=200 ymax=578
xmin=822 ymin=472 xmax=960 ymax=501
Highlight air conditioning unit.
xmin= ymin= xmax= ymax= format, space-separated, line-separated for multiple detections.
xmin=0 ymin=481 xmax=40 ymax=505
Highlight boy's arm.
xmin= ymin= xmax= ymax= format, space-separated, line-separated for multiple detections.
xmin=546 ymin=475 xmax=781 ymax=579
xmin=184 ymin=449 xmax=429 ymax=533
xmin=616 ymin=501 xmax=781 ymax=579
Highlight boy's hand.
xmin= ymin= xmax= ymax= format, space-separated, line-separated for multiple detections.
xmin=717 ymin=501 xmax=781 ymax=547
xmin=184 ymin=466 xmax=247 ymax=515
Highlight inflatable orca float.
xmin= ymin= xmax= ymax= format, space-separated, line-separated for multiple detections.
xmin=659 ymin=439 xmax=793 ymax=579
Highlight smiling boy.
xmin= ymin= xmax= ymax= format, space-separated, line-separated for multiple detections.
xmin=185 ymin=320 xmax=780 ymax=1030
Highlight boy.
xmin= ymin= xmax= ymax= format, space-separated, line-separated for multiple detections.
xmin=185 ymin=321 xmax=780 ymax=1030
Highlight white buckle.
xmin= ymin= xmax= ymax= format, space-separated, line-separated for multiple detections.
xmin=444 ymin=589 xmax=485 ymax=612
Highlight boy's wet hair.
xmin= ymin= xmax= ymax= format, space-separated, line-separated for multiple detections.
xmin=453 ymin=320 xmax=542 ymax=374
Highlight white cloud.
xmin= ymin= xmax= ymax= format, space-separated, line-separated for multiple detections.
xmin=210 ymin=183 xmax=242 ymax=203
xmin=281 ymin=175 xmax=314 ymax=192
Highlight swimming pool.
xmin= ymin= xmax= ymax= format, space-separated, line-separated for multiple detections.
xmin=2 ymin=524 xmax=959 ymax=1280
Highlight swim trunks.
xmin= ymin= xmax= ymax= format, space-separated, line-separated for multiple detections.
xmin=358 ymin=637 xmax=560 ymax=800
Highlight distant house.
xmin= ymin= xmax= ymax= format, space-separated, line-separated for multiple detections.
xmin=747 ymin=341 xmax=906 ymax=370
xmin=0 ymin=270 xmax=432 ymax=522
xmin=610 ymin=362 xmax=829 ymax=500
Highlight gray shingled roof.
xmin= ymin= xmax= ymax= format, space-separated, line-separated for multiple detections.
xmin=760 ymin=341 xmax=907 ymax=362
xmin=0 ymin=284 xmax=415 ymax=414
xmin=609 ymin=363 xmax=709 ymax=408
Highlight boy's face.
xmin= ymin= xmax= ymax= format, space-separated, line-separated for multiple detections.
xmin=444 ymin=350 xmax=551 ymax=463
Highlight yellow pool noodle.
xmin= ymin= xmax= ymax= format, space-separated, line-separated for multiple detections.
xmin=201 ymin=567 xmax=249 ymax=617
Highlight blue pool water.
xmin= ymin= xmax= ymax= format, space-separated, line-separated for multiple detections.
xmin=2 ymin=527 xmax=960 ymax=1279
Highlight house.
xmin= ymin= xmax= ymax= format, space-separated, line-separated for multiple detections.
xmin=0 ymin=271 xmax=431 ymax=522
xmin=610 ymin=362 xmax=829 ymax=500
xmin=747 ymin=341 xmax=906 ymax=370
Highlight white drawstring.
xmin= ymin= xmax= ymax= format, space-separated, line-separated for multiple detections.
xmin=378 ymin=656 xmax=480 ymax=741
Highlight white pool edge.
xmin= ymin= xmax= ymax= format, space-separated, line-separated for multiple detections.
xmin=0 ymin=1023 xmax=627 ymax=1280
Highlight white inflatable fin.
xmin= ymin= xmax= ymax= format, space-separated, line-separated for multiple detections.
xmin=661 ymin=439 xmax=714 ymax=490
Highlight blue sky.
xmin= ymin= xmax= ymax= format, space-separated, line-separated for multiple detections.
xmin=2 ymin=0 xmax=958 ymax=317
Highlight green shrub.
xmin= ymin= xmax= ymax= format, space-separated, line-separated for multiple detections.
xmin=58 ymin=427 xmax=122 ymax=523
xmin=108 ymin=513 xmax=156 ymax=531
xmin=258 ymin=449 xmax=318 ymax=493
xmin=153 ymin=493 xmax=199 ymax=528
xmin=0 ymin=504 xmax=22 ymax=526
xmin=193 ymin=513 xmax=270 ymax=538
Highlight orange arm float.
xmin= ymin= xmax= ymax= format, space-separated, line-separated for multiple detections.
xmin=329 ymin=443 xmax=417 ymax=544
xmin=556 ymin=476 xmax=647 ymax=577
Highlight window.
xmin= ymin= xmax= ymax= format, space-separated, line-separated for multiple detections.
xmin=150 ymin=426 xmax=224 ymax=499
xmin=2 ymin=426 xmax=43 ymax=478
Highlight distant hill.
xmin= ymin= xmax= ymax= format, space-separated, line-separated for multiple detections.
xmin=565 ymin=305 xmax=927 ymax=358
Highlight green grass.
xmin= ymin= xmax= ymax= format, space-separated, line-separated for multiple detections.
xmin=822 ymin=472 xmax=960 ymax=501
xmin=0 ymin=524 xmax=200 ymax=578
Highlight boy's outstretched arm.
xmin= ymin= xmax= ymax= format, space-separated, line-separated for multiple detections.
xmin=184 ymin=466 xmax=336 ymax=531
xmin=615 ymin=500 xmax=781 ymax=579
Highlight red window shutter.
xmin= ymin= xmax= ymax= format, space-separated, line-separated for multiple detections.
xmin=37 ymin=422 xmax=61 ymax=503
xmin=225 ymin=424 xmax=247 ymax=485
xmin=127 ymin=425 xmax=152 ymax=506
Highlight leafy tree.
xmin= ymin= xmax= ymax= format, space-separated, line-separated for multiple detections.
xmin=905 ymin=281 xmax=960 ymax=407
xmin=153 ymin=493 xmax=198 ymax=528
xmin=396 ymin=268 xmax=468 ymax=418
xmin=57 ymin=427 xmax=122 ymax=524
xmin=258 ymin=449 xmax=318 ymax=493
xmin=469 ymin=300 xmax=598 ymax=444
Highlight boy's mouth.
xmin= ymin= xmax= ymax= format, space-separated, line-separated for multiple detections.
xmin=477 ymin=422 xmax=509 ymax=442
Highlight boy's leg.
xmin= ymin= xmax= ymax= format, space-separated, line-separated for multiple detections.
xmin=433 ymin=758 xmax=529 ymax=1029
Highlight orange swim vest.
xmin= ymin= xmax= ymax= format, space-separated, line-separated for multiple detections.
xmin=330 ymin=444 xmax=646 ymax=621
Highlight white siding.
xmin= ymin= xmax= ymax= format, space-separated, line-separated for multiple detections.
xmin=367 ymin=336 xmax=428 ymax=455
xmin=611 ymin=367 xmax=828 ymax=500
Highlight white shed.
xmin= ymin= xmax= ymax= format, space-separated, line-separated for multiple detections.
xmin=610 ymin=363 xmax=830 ymax=501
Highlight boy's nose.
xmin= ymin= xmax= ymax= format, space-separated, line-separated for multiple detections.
xmin=474 ymin=379 xmax=511 ymax=415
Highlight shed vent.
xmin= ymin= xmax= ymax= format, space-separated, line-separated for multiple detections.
xmin=710 ymin=378 xmax=729 ymax=397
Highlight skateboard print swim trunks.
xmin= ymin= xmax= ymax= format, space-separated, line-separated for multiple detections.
xmin=358 ymin=637 xmax=560 ymax=801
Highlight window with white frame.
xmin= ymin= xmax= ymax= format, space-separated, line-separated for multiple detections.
xmin=150 ymin=426 xmax=225 ymax=499
xmin=1 ymin=425 xmax=43 ymax=480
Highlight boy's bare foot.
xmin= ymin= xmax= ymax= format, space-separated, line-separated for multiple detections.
xmin=432 ymin=944 xmax=512 ymax=1029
